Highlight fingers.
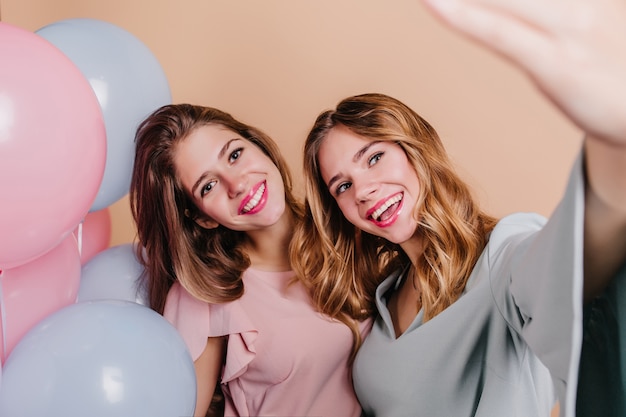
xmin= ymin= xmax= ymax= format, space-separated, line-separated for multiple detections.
xmin=423 ymin=0 xmax=567 ymax=33
xmin=421 ymin=0 xmax=555 ymax=71
xmin=421 ymin=0 xmax=626 ymax=145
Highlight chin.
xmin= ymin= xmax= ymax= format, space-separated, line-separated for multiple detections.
xmin=385 ymin=229 xmax=418 ymax=245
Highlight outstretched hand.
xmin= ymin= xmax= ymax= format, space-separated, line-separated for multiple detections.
xmin=421 ymin=0 xmax=626 ymax=146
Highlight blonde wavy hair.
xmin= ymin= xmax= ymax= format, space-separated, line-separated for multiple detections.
xmin=292 ymin=93 xmax=497 ymax=354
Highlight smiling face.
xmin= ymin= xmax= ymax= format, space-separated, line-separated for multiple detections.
xmin=174 ymin=123 xmax=286 ymax=231
xmin=317 ymin=124 xmax=422 ymax=246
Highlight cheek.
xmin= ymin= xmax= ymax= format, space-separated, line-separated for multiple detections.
xmin=269 ymin=193 xmax=286 ymax=214
xmin=336 ymin=200 xmax=360 ymax=225
xmin=198 ymin=199 xmax=222 ymax=220
xmin=396 ymin=160 xmax=421 ymax=197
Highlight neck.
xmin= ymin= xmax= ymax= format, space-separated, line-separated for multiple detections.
xmin=243 ymin=209 xmax=294 ymax=272
xmin=400 ymin=233 xmax=426 ymax=267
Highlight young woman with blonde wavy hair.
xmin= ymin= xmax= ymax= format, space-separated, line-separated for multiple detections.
xmin=293 ymin=92 xmax=497 ymax=330
xmin=293 ymin=0 xmax=626 ymax=412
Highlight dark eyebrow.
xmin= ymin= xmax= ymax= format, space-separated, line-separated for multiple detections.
xmin=326 ymin=141 xmax=379 ymax=190
xmin=354 ymin=141 xmax=379 ymax=162
xmin=190 ymin=138 xmax=240 ymax=196
xmin=218 ymin=138 xmax=240 ymax=159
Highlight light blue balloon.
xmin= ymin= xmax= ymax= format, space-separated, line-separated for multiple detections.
xmin=36 ymin=18 xmax=172 ymax=211
xmin=0 ymin=300 xmax=196 ymax=417
xmin=78 ymin=243 xmax=148 ymax=305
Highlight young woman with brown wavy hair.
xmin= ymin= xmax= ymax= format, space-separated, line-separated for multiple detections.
xmin=130 ymin=104 xmax=363 ymax=417
xmin=294 ymin=8 xmax=626 ymax=408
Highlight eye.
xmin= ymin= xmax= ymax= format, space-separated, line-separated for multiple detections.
xmin=335 ymin=182 xmax=352 ymax=196
xmin=368 ymin=151 xmax=383 ymax=166
xmin=229 ymin=147 xmax=243 ymax=163
xmin=200 ymin=180 xmax=217 ymax=197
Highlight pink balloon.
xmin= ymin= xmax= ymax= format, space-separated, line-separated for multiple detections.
xmin=0 ymin=235 xmax=81 ymax=363
xmin=74 ymin=208 xmax=112 ymax=265
xmin=0 ymin=286 xmax=4 ymax=362
xmin=0 ymin=22 xmax=106 ymax=269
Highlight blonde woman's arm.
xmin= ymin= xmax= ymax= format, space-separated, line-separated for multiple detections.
xmin=421 ymin=0 xmax=626 ymax=302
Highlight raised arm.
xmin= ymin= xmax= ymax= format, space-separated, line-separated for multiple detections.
xmin=421 ymin=0 xmax=626 ymax=302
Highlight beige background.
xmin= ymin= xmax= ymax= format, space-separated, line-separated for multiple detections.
xmin=3 ymin=2 xmax=571 ymax=413
xmin=2 ymin=0 xmax=581 ymax=249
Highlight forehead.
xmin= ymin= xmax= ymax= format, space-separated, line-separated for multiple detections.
xmin=317 ymin=125 xmax=371 ymax=180
xmin=319 ymin=125 xmax=370 ymax=159
xmin=174 ymin=124 xmax=237 ymax=185
xmin=176 ymin=123 xmax=233 ymax=162
xmin=182 ymin=123 xmax=234 ymax=151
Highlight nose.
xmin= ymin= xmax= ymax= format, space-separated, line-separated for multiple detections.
xmin=223 ymin=173 xmax=246 ymax=199
xmin=354 ymin=179 xmax=378 ymax=203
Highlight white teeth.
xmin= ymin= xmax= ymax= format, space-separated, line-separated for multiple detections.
xmin=371 ymin=194 xmax=402 ymax=221
xmin=242 ymin=183 xmax=266 ymax=213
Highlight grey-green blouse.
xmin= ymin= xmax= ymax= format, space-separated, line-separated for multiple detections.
xmin=353 ymin=152 xmax=585 ymax=417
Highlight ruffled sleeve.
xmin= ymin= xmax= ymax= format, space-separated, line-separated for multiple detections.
xmin=163 ymin=282 xmax=259 ymax=385
xmin=206 ymin=300 xmax=258 ymax=383
xmin=163 ymin=282 xmax=212 ymax=361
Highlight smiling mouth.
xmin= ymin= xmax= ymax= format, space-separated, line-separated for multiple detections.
xmin=241 ymin=182 xmax=266 ymax=214
xmin=369 ymin=194 xmax=403 ymax=222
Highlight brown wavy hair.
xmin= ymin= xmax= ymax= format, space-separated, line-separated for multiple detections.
xmin=130 ymin=104 xmax=302 ymax=314
xmin=292 ymin=93 xmax=497 ymax=349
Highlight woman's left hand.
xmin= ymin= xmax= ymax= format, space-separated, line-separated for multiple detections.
xmin=421 ymin=0 xmax=626 ymax=147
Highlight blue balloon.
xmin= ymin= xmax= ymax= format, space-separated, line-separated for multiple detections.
xmin=36 ymin=18 xmax=172 ymax=211
xmin=78 ymin=243 xmax=148 ymax=305
xmin=0 ymin=300 xmax=196 ymax=417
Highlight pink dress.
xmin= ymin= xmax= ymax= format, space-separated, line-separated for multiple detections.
xmin=163 ymin=267 xmax=362 ymax=417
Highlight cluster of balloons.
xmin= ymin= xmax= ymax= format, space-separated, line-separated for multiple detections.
xmin=0 ymin=19 xmax=196 ymax=416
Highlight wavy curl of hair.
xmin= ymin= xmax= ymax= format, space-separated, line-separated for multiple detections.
xmin=292 ymin=93 xmax=497 ymax=354
xmin=130 ymin=104 xmax=302 ymax=315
